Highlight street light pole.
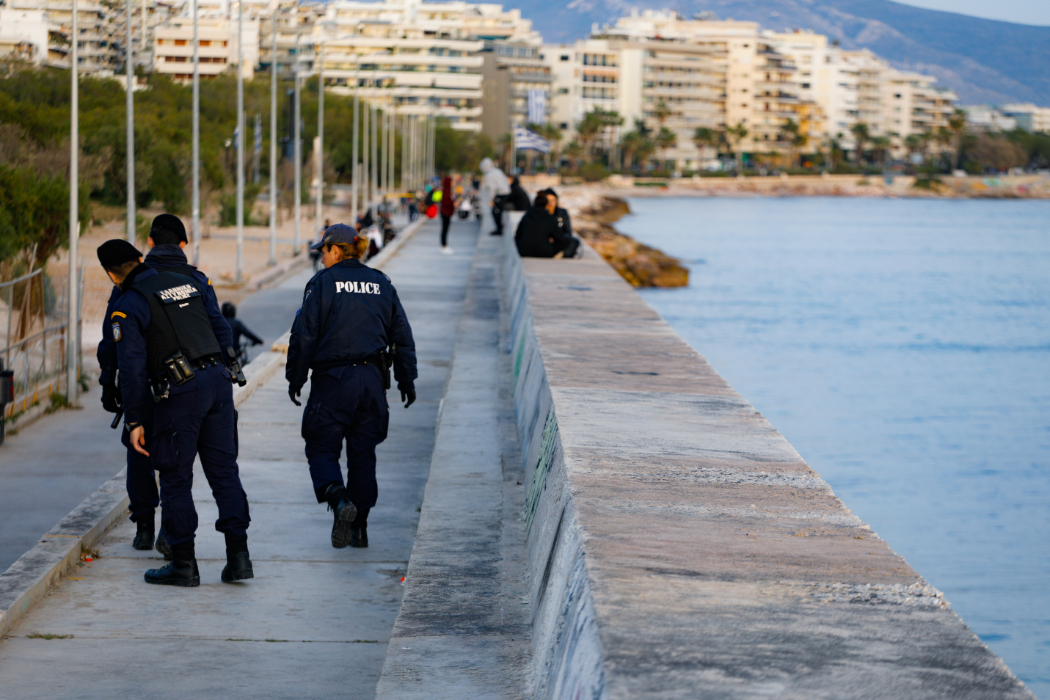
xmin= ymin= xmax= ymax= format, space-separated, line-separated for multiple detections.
xmin=191 ymin=0 xmax=200 ymax=265
xmin=401 ymin=113 xmax=407 ymax=191
xmin=235 ymin=0 xmax=244 ymax=283
xmin=315 ymin=41 xmax=324 ymax=234
xmin=373 ymin=98 xmax=382 ymax=214
xmin=293 ymin=22 xmax=301 ymax=254
xmin=268 ymin=8 xmax=277 ymax=266
xmin=350 ymin=54 xmax=359 ymax=220
xmin=67 ymin=0 xmax=79 ymax=404
xmin=362 ymin=82 xmax=370 ymax=214
xmin=125 ymin=0 xmax=135 ymax=244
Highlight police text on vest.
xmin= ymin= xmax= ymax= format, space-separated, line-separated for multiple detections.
xmin=335 ymin=281 xmax=380 ymax=294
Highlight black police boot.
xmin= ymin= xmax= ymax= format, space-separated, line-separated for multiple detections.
xmin=326 ymin=484 xmax=357 ymax=549
xmin=132 ymin=517 xmax=155 ymax=551
xmin=144 ymin=542 xmax=199 ymax=587
xmin=221 ymin=534 xmax=254 ymax=583
xmin=155 ymin=526 xmax=173 ymax=560
xmin=350 ymin=507 xmax=370 ymax=549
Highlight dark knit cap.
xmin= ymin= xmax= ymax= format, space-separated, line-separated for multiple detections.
xmin=97 ymin=239 xmax=142 ymax=269
xmin=151 ymin=213 xmax=188 ymax=243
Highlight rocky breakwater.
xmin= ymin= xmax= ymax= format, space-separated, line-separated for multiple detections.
xmin=560 ymin=191 xmax=688 ymax=288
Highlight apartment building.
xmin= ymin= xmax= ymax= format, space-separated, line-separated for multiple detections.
xmin=885 ymin=69 xmax=956 ymax=142
xmin=999 ymin=103 xmax=1050 ymax=133
xmin=154 ymin=13 xmax=259 ymax=80
xmin=0 ymin=9 xmax=49 ymax=64
xmin=543 ymin=11 xmax=816 ymax=168
xmin=6 ymin=0 xmax=120 ymax=73
xmin=480 ymin=41 xmax=551 ymax=140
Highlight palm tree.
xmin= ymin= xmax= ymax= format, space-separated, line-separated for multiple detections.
xmin=563 ymin=141 xmax=584 ymax=172
xmin=619 ymin=130 xmax=643 ymax=171
xmin=653 ymin=100 xmax=672 ymax=126
xmin=870 ymin=135 xmax=891 ymax=167
xmin=947 ymin=108 xmax=967 ymax=171
xmin=655 ymin=127 xmax=677 ymax=171
xmin=496 ymin=132 xmax=513 ymax=171
xmin=693 ymin=127 xmax=718 ymax=167
xmin=850 ymin=122 xmax=871 ymax=165
xmin=777 ymin=119 xmax=806 ymax=169
xmin=724 ymin=122 xmax=748 ymax=173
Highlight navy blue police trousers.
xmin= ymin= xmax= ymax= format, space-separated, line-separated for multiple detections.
xmin=302 ymin=364 xmax=389 ymax=508
xmin=121 ymin=406 xmax=158 ymax=523
xmin=152 ymin=364 xmax=250 ymax=547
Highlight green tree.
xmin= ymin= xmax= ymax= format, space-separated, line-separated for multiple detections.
xmin=724 ymin=122 xmax=749 ymax=172
xmin=947 ymin=108 xmax=967 ymax=171
xmin=850 ymin=122 xmax=871 ymax=165
xmin=777 ymin=119 xmax=806 ymax=169
xmin=655 ymin=127 xmax=677 ymax=170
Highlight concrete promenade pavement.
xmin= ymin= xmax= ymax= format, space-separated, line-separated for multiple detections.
xmin=0 ymin=217 xmax=479 ymax=698
xmin=0 ymin=394 xmax=125 ymax=573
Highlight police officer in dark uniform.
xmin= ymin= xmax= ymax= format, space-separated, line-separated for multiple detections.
xmin=286 ymin=224 xmax=417 ymax=549
xmin=97 ymin=216 xmax=231 ymax=559
xmin=98 ymin=237 xmax=252 ymax=587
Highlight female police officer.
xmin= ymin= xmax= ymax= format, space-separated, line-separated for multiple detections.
xmin=286 ymin=224 xmax=417 ymax=549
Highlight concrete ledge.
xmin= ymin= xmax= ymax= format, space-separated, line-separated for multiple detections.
xmin=501 ymin=218 xmax=1036 ymax=698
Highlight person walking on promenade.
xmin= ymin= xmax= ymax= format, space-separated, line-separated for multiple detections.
xmin=96 ymin=215 xmax=233 ymax=559
xmin=221 ymin=302 xmax=263 ymax=363
xmin=286 ymin=224 xmax=417 ymax=549
xmin=439 ymin=175 xmax=456 ymax=255
xmin=479 ymin=157 xmax=511 ymax=236
xmin=98 ymin=236 xmax=252 ymax=588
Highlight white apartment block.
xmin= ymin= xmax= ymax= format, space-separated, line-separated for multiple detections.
xmin=6 ymin=0 xmax=120 ymax=73
xmin=154 ymin=13 xmax=259 ymax=80
xmin=0 ymin=9 xmax=49 ymax=64
xmin=1000 ymin=104 xmax=1050 ymax=133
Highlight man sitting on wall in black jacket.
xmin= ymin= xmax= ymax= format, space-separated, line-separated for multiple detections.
xmin=514 ymin=191 xmax=581 ymax=259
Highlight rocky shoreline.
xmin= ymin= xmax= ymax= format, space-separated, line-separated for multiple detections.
xmin=565 ymin=194 xmax=689 ymax=288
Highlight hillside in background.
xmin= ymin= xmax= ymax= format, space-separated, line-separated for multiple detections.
xmin=523 ymin=0 xmax=1050 ymax=106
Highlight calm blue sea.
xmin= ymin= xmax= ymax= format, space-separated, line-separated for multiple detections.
xmin=621 ymin=196 xmax=1050 ymax=697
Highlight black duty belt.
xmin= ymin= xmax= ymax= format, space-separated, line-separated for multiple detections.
xmin=191 ymin=353 xmax=224 ymax=370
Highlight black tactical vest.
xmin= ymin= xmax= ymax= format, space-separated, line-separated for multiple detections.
xmin=132 ymin=271 xmax=222 ymax=377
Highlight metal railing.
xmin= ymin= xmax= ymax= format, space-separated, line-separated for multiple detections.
xmin=0 ymin=263 xmax=82 ymax=422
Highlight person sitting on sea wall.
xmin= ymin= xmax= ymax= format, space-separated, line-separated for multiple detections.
xmin=515 ymin=192 xmax=581 ymax=259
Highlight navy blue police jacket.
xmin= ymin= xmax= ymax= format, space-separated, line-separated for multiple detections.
xmin=97 ymin=245 xmax=231 ymax=389
xmin=286 ymin=259 xmax=416 ymax=390
xmin=109 ymin=265 xmax=232 ymax=427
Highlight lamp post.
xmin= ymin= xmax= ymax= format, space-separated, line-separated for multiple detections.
xmin=191 ymin=0 xmax=200 ymax=265
xmin=350 ymin=54 xmax=359 ymax=218
xmin=125 ymin=0 xmax=135 ymax=244
xmin=362 ymin=78 xmax=370 ymax=214
xmin=293 ymin=21 xmax=301 ymax=255
xmin=235 ymin=0 xmax=244 ymax=283
xmin=370 ymin=99 xmax=377 ymax=217
xmin=67 ymin=0 xmax=79 ymax=404
xmin=315 ymin=40 xmax=324 ymax=235
xmin=268 ymin=7 xmax=278 ymax=266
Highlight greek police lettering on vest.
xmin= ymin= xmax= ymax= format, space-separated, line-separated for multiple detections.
xmin=99 ymin=232 xmax=252 ymax=588
xmin=286 ymin=223 xmax=418 ymax=549
xmin=96 ymin=216 xmax=233 ymax=562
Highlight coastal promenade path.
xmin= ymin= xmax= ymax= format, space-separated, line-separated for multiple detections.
xmin=0 ymin=218 xmax=478 ymax=698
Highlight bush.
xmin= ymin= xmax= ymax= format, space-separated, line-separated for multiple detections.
xmin=579 ymin=162 xmax=608 ymax=182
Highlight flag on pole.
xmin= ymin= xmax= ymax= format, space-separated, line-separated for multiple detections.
xmin=513 ymin=124 xmax=550 ymax=153
xmin=526 ymin=89 xmax=547 ymax=125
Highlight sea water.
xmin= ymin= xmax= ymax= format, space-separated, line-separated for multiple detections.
xmin=619 ymin=196 xmax=1050 ymax=697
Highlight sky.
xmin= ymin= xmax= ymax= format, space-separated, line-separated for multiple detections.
xmin=893 ymin=0 xmax=1050 ymax=25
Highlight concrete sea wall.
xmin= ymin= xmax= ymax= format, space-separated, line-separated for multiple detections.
xmin=501 ymin=221 xmax=1035 ymax=698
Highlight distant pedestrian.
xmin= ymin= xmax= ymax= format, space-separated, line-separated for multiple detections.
xmin=479 ymin=157 xmax=511 ymax=236
xmin=221 ymin=302 xmax=263 ymax=364
xmin=286 ymin=224 xmax=417 ymax=549
xmin=507 ymin=176 xmax=531 ymax=211
xmin=439 ymin=176 xmax=456 ymax=255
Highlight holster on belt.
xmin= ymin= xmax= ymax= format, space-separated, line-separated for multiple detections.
xmin=374 ymin=351 xmax=392 ymax=391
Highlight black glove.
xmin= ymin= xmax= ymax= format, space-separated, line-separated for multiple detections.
xmin=399 ymin=382 xmax=416 ymax=408
xmin=101 ymin=383 xmax=121 ymax=414
xmin=289 ymin=384 xmax=302 ymax=406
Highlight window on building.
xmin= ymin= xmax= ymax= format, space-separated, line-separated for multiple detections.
xmin=560 ymin=54 xmax=569 ymax=61
xmin=174 ymin=39 xmax=187 ymax=46
xmin=199 ymin=40 xmax=211 ymax=47
xmin=801 ymin=83 xmax=810 ymax=89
